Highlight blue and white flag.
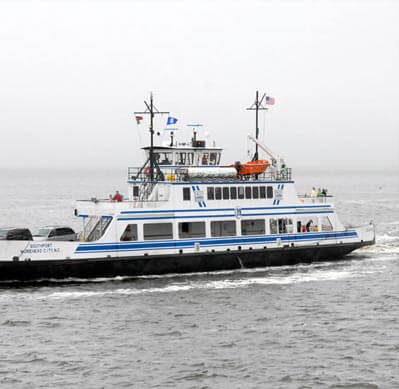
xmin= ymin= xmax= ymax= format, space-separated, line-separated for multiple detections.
xmin=166 ymin=116 xmax=178 ymax=125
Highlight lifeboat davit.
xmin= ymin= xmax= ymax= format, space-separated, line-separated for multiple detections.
xmin=232 ymin=160 xmax=269 ymax=176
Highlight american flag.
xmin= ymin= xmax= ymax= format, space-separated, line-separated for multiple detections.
xmin=266 ymin=96 xmax=275 ymax=105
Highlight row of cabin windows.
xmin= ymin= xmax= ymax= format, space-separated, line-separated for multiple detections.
xmin=182 ymin=186 xmax=274 ymax=201
xmin=119 ymin=216 xmax=333 ymax=241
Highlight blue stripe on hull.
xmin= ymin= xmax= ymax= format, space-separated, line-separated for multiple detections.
xmin=75 ymin=231 xmax=358 ymax=254
xmin=119 ymin=204 xmax=331 ymax=215
xmin=117 ymin=210 xmax=333 ymax=221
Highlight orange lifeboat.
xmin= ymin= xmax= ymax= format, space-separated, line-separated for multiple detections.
xmin=232 ymin=160 xmax=269 ymax=176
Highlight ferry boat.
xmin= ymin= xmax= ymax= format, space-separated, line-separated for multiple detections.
xmin=0 ymin=93 xmax=375 ymax=281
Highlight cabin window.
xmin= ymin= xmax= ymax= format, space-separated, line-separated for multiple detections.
xmin=207 ymin=187 xmax=214 ymax=200
xmin=287 ymin=219 xmax=294 ymax=233
xmin=144 ymin=223 xmax=173 ymax=240
xmin=183 ymin=187 xmax=191 ymax=201
xmin=278 ymin=218 xmax=293 ymax=233
xmin=260 ymin=186 xmax=266 ymax=199
xmin=133 ymin=186 xmax=139 ymax=197
xmin=201 ymin=153 xmax=209 ymax=165
xmin=241 ymin=219 xmax=265 ymax=236
xmin=222 ymin=187 xmax=230 ymax=200
xmin=209 ymin=152 xmax=218 ymax=165
xmin=178 ymin=222 xmax=206 ymax=238
xmin=230 ymin=187 xmax=237 ymax=199
xmin=215 ymin=187 xmax=222 ymax=200
xmin=245 ymin=186 xmax=252 ymax=199
xmin=297 ymin=217 xmax=317 ymax=232
xmin=120 ymin=224 xmax=138 ymax=241
xmin=267 ymin=186 xmax=273 ymax=198
xmin=253 ymin=186 xmax=259 ymax=199
xmin=269 ymin=219 xmax=278 ymax=234
xmin=155 ymin=152 xmax=173 ymax=165
xmin=238 ymin=186 xmax=244 ymax=199
xmin=211 ymin=220 xmax=236 ymax=237
xmin=320 ymin=216 xmax=333 ymax=231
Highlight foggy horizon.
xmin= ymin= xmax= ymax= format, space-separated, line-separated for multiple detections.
xmin=1 ymin=0 xmax=398 ymax=172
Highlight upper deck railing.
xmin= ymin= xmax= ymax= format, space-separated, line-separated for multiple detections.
xmin=127 ymin=166 xmax=292 ymax=182
xmin=297 ymin=195 xmax=334 ymax=204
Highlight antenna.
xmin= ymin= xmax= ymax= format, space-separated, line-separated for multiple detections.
xmin=187 ymin=124 xmax=203 ymax=146
xmin=246 ymin=91 xmax=268 ymax=161
xmin=134 ymin=93 xmax=169 ymax=181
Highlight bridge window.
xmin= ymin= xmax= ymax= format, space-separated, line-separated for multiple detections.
xmin=155 ymin=152 xmax=173 ymax=165
xmin=209 ymin=152 xmax=218 ymax=165
xmin=211 ymin=220 xmax=236 ymax=237
xmin=176 ymin=152 xmax=187 ymax=165
xmin=230 ymin=187 xmax=237 ymax=199
xmin=201 ymin=153 xmax=209 ymax=165
xmin=207 ymin=187 xmax=214 ymax=200
xmin=144 ymin=223 xmax=173 ymax=240
xmin=183 ymin=187 xmax=191 ymax=201
xmin=245 ymin=186 xmax=252 ymax=199
xmin=179 ymin=222 xmax=206 ymax=238
xmin=241 ymin=219 xmax=265 ymax=236
xmin=267 ymin=186 xmax=274 ymax=198
xmin=260 ymin=186 xmax=266 ymax=199
xmin=222 ymin=187 xmax=230 ymax=200
xmin=120 ymin=224 xmax=138 ymax=241
xmin=133 ymin=186 xmax=139 ymax=197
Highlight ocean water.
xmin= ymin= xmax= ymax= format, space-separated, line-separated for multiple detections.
xmin=0 ymin=169 xmax=398 ymax=389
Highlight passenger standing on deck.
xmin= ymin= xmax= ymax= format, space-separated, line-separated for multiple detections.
xmin=113 ymin=191 xmax=122 ymax=202
xmin=311 ymin=187 xmax=317 ymax=199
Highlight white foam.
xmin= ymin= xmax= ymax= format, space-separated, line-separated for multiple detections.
xmin=377 ymin=234 xmax=398 ymax=243
xmin=379 ymin=221 xmax=399 ymax=226
xmin=14 ymin=269 xmax=358 ymax=301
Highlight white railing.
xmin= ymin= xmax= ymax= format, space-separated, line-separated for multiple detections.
xmin=298 ymin=195 xmax=334 ymax=204
xmin=128 ymin=166 xmax=292 ymax=182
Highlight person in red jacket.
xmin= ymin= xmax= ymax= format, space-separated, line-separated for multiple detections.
xmin=113 ymin=191 xmax=122 ymax=202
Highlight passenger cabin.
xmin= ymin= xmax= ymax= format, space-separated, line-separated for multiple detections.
xmin=75 ymin=133 xmax=338 ymax=249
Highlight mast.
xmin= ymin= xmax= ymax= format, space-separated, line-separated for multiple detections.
xmin=246 ymin=90 xmax=267 ymax=161
xmin=134 ymin=93 xmax=169 ymax=181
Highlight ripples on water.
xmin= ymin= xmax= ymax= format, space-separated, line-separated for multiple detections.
xmin=0 ymin=170 xmax=398 ymax=388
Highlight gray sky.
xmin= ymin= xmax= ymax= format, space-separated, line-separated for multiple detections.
xmin=0 ymin=0 xmax=398 ymax=171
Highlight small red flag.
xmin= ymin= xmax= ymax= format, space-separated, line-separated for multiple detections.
xmin=135 ymin=115 xmax=143 ymax=124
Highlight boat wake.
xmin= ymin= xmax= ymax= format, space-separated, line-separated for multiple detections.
xmin=0 ymin=257 xmax=390 ymax=302
xmin=356 ymin=233 xmax=399 ymax=255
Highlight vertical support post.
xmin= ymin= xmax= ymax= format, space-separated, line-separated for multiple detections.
xmin=149 ymin=93 xmax=154 ymax=181
xmin=254 ymin=90 xmax=259 ymax=161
